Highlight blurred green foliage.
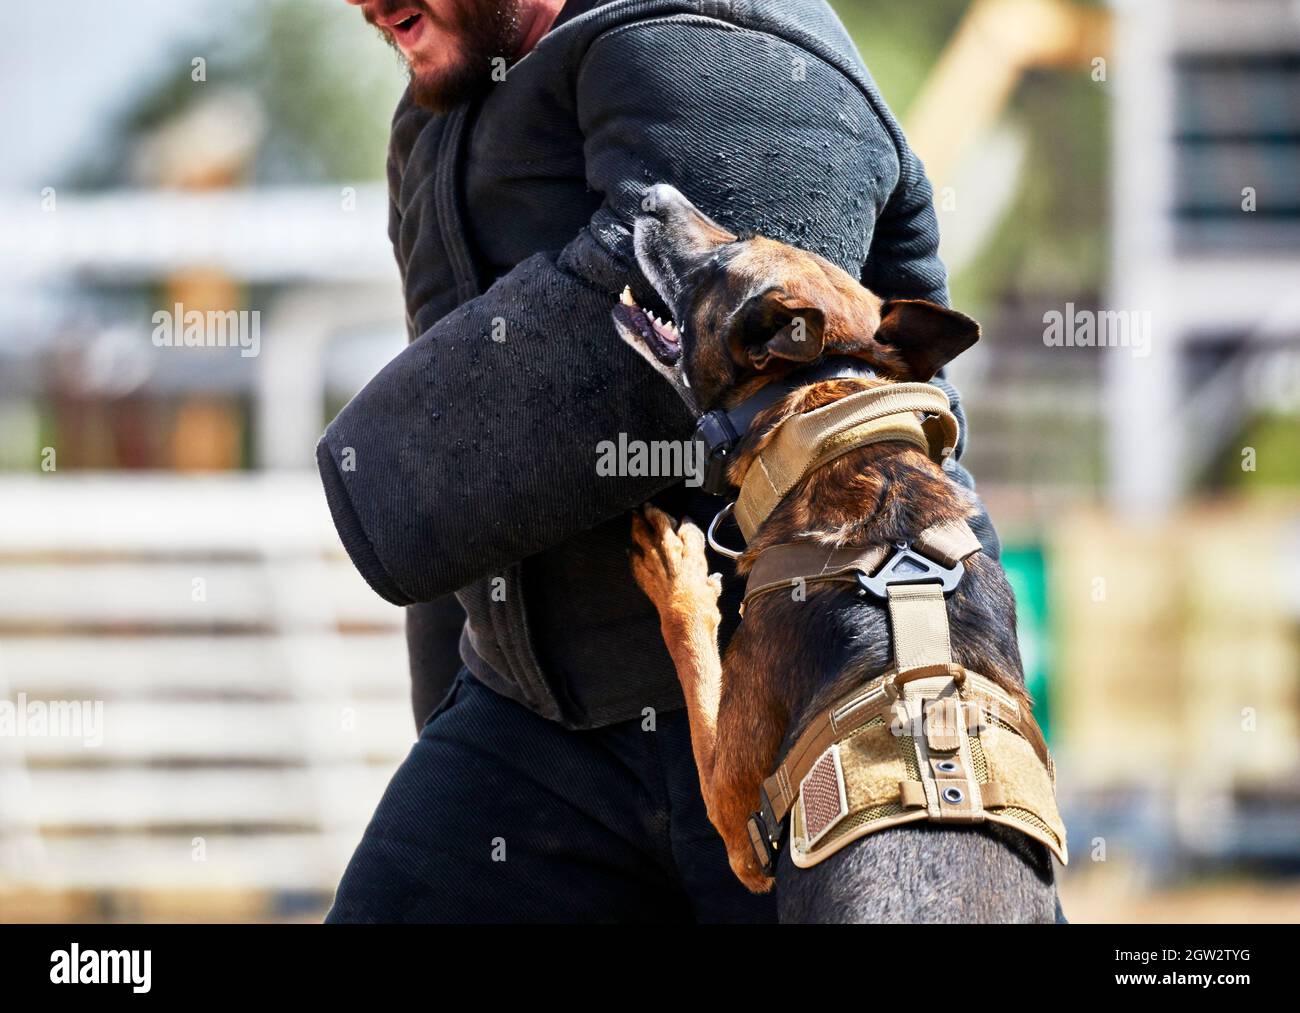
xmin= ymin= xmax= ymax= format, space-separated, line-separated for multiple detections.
xmin=1219 ymin=414 xmax=1300 ymax=489
xmin=76 ymin=0 xmax=1108 ymax=312
xmin=831 ymin=0 xmax=970 ymax=111
xmin=832 ymin=0 xmax=1108 ymax=313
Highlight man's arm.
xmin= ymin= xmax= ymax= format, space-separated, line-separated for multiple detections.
xmin=858 ymin=140 xmax=995 ymax=554
xmin=318 ymin=18 xmax=950 ymax=605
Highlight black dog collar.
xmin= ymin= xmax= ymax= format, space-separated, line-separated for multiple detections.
xmin=693 ymin=356 xmax=877 ymax=496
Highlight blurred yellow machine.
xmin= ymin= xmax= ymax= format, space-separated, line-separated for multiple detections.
xmin=905 ymin=0 xmax=1112 ymax=184
xmin=1053 ymin=505 xmax=1300 ymax=860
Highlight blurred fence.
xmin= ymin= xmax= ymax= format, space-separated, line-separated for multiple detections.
xmin=0 ymin=475 xmax=410 ymax=921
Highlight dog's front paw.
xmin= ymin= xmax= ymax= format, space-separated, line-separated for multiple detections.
xmin=728 ymin=842 xmax=775 ymax=895
xmin=629 ymin=505 xmax=721 ymax=622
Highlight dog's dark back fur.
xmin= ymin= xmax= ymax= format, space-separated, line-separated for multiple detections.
xmin=778 ymin=823 xmax=1059 ymax=922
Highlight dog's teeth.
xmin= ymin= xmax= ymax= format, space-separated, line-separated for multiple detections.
xmin=620 ymin=286 xmax=636 ymax=306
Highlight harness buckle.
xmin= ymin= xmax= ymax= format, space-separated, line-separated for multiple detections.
xmin=694 ymin=410 xmax=741 ymax=496
xmin=856 ymin=542 xmax=965 ymax=600
xmin=746 ymin=788 xmax=783 ymax=878
xmin=746 ymin=814 xmax=775 ymax=877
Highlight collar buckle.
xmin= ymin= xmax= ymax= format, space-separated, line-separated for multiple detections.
xmin=693 ymin=410 xmax=741 ymax=497
xmin=693 ymin=357 xmax=879 ymax=498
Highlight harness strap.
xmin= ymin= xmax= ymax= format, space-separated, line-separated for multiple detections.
xmin=762 ymin=662 xmax=978 ymax=829
xmin=907 ymin=516 xmax=983 ymax=567
xmin=742 ymin=516 xmax=983 ymax=612
xmin=742 ymin=544 xmax=889 ymax=611
xmin=888 ymin=584 xmax=952 ymax=669
xmin=734 ymin=383 xmax=959 ymax=540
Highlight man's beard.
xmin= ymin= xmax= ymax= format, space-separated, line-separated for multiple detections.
xmin=377 ymin=1 xmax=524 ymax=113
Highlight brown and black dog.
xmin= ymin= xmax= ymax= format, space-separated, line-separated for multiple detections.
xmin=614 ymin=184 xmax=1061 ymax=922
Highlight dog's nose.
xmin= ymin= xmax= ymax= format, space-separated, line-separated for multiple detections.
xmin=639 ymin=184 xmax=738 ymax=251
xmin=642 ymin=183 xmax=691 ymax=220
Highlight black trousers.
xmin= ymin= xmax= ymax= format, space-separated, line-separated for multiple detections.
xmin=327 ymin=669 xmax=777 ymax=923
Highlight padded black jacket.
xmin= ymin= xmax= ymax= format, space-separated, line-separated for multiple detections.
xmin=316 ymin=0 xmax=995 ymax=728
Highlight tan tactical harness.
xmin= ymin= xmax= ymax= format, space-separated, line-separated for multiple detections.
xmin=731 ymin=385 xmax=1068 ymax=877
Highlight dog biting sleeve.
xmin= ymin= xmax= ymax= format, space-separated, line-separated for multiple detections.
xmin=324 ymin=11 xmax=933 ymax=606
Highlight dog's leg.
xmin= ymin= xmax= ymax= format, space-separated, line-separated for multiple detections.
xmin=630 ymin=506 xmax=723 ymax=785
xmin=630 ymin=506 xmax=775 ymax=893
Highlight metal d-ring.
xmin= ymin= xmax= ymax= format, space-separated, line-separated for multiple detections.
xmin=707 ymin=501 xmax=744 ymax=560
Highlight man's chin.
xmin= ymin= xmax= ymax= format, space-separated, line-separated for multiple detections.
xmin=405 ymin=53 xmax=498 ymax=113
xmin=376 ymin=0 xmax=523 ymax=113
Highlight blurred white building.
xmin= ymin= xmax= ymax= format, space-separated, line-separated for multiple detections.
xmin=1108 ymin=0 xmax=1300 ymax=514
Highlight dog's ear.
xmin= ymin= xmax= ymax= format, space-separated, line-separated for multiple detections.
xmin=875 ymin=299 xmax=980 ymax=381
xmin=725 ymin=288 xmax=827 ymax=372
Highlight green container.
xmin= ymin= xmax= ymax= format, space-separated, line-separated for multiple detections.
xmin=999 ymin=545 xmax=1053 ymax=743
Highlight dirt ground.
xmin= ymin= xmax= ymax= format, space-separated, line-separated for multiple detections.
xmin=6 ymin=878 xmax=1300 ymax=923
xmin=1060 ymin=877 xmax=1300 ymax=924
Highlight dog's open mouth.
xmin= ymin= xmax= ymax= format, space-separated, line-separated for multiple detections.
xmin=614 ymin=286 xmax=681 ymax=366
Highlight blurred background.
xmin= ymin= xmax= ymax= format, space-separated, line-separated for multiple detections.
xmin=0 ymin=0 xmax=1297 ymax=922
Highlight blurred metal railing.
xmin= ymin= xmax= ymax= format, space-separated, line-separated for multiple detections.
xmin=0 ymin=474 xmax=410 ymax=919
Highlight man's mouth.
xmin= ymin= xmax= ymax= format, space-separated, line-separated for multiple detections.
xmin=379 ymin=8 xmax=427 ymax=49
xmin=614 ymin=286 xmax=681 ymax=366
